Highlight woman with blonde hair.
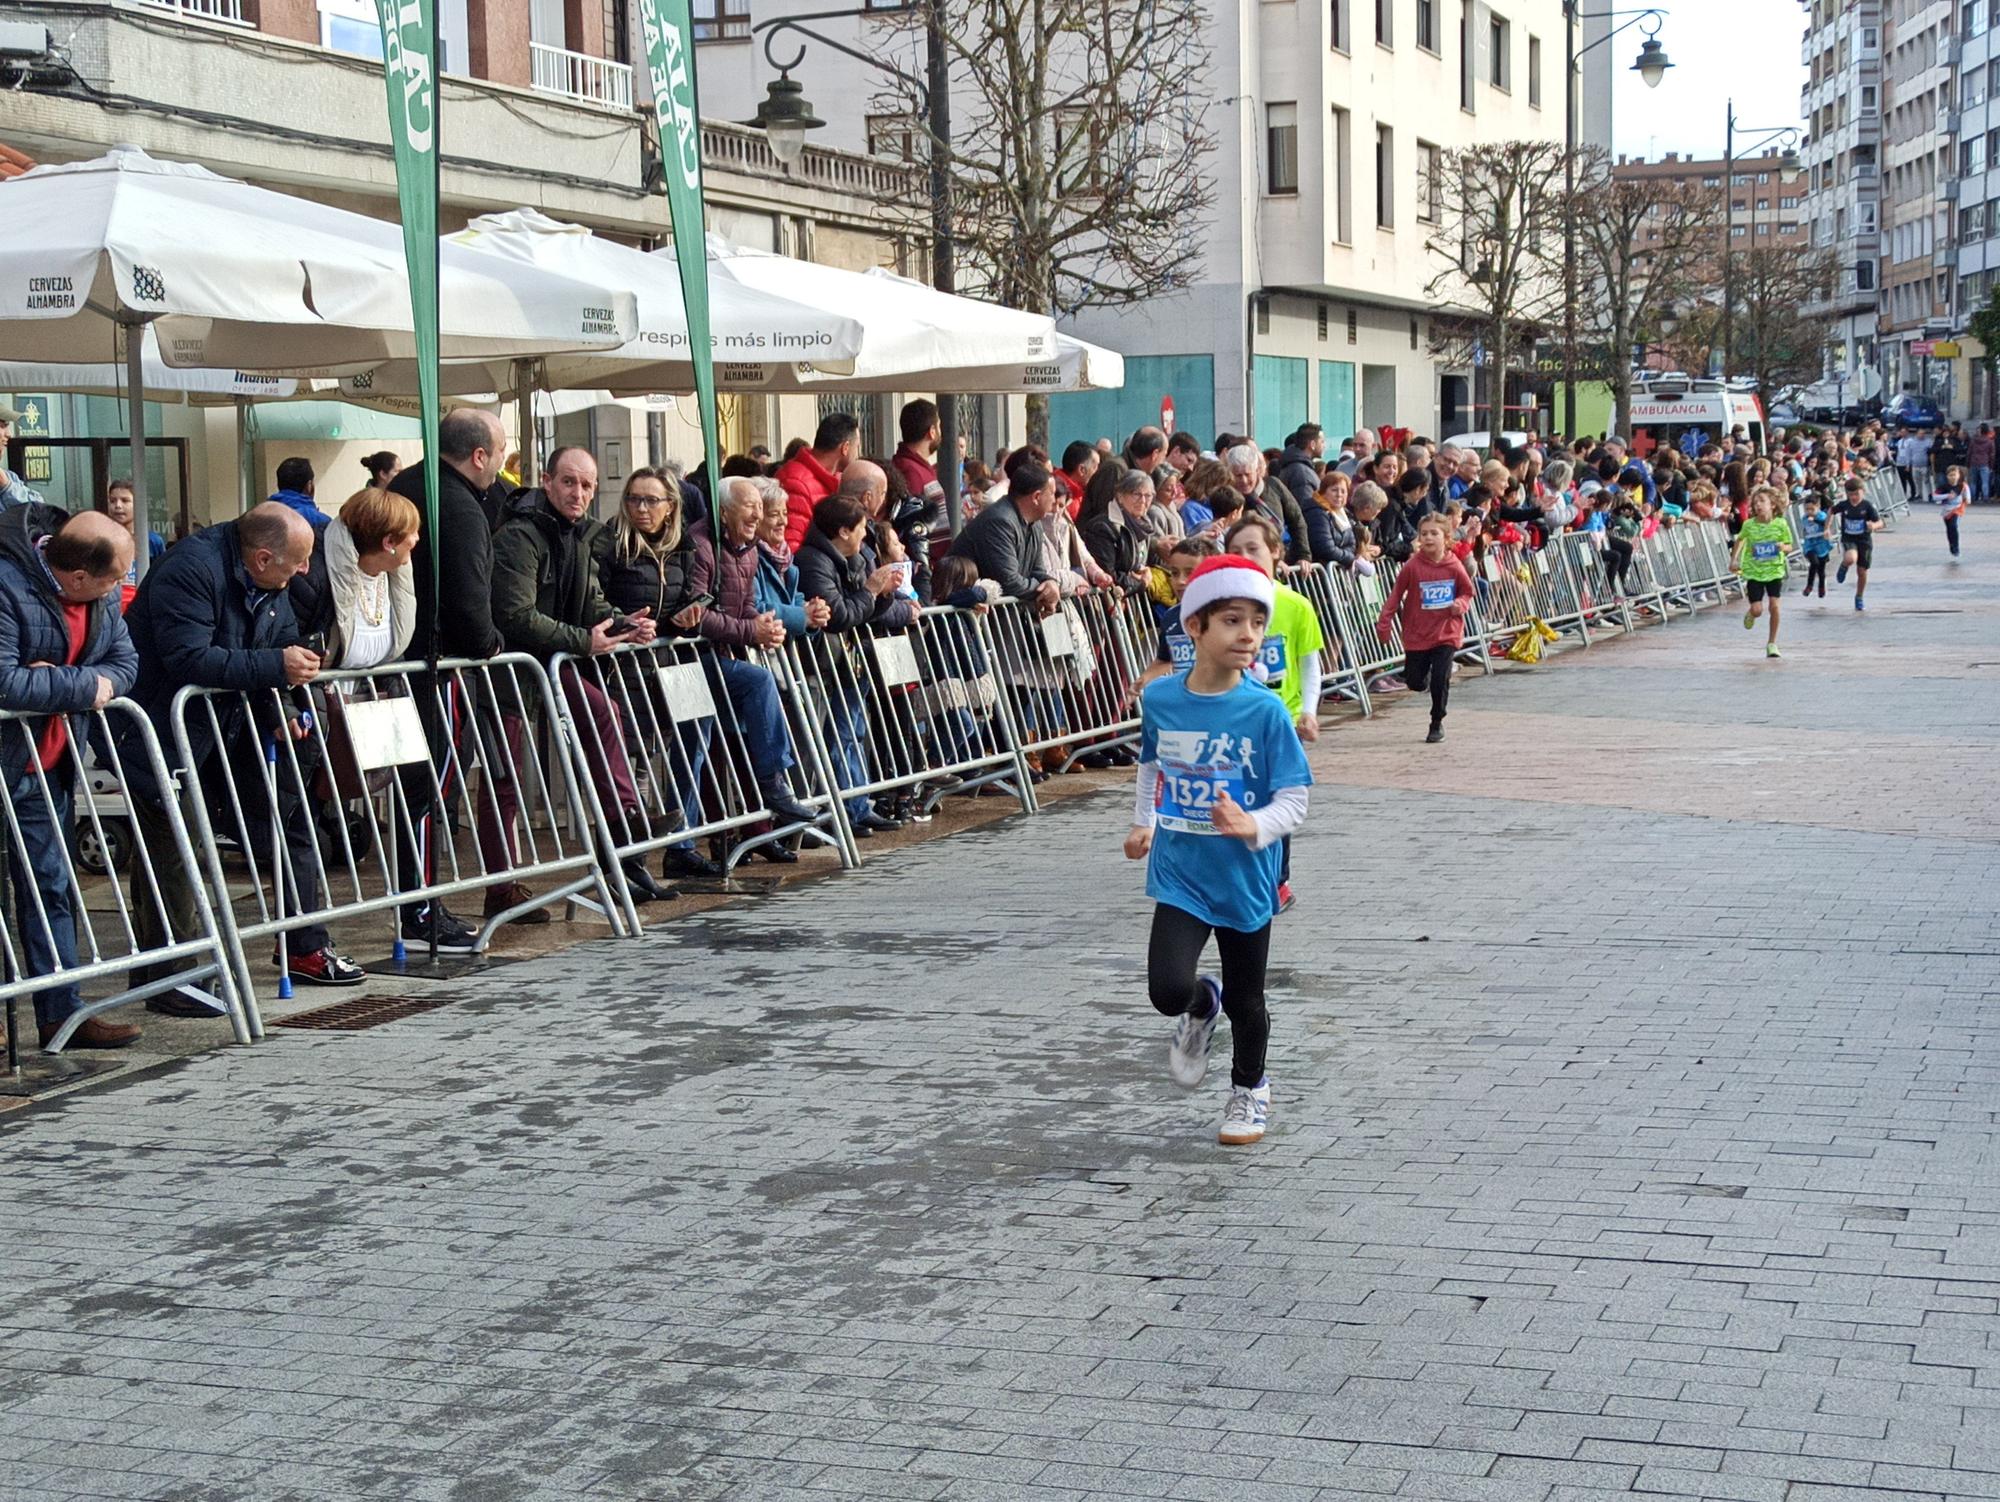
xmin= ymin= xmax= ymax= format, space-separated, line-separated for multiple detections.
xmin=314 ymin=487 xmax=419 ymax=668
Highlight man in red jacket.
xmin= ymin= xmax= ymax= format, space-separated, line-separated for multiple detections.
xmin=778 ymin=411 xmax=860 ymax=552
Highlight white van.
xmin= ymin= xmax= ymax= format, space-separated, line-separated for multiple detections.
xmin=1627 ymin=379 xmax=1768 ymax=457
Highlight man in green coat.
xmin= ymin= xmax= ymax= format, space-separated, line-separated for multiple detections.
xmin=489 ymin=447 xmax=671 ymax=903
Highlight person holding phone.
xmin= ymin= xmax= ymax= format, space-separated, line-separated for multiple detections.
xmin=491 ymin=448 xmax=668 ymax=902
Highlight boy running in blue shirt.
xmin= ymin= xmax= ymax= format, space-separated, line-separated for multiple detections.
xmin=1125 ymin=555 xmax=1314 ymax=1146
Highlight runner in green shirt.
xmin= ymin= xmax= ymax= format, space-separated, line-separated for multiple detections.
xmin=1223 ymin=514 xmax=1325 ymax=915
xmin=1733 ymin=486 xmax=1796 ymax=660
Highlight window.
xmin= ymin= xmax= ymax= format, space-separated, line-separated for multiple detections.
xmin=1347 ymin=307 xmax=1358 ymax=344
xmin=867 ymin=113 xmax=921 ymax=163
xmin=1528 ymin=34 xmax=1541 ymax=105
xmin=1375 ymin=0 xmax=1392 ymax=45
xmin=1781 ymin=194 xmax=1799 ymax=208
xmin=1255 ymin=297 xmax=1270 ymax=335
xmin=1330 ymin=0 xmax=1348 ymax=50
xmin=1318 ymin=303 xmax=1329 ymax=340
xmin=1331 ymin=105 xmax=1353 ymax=241
xmin=317 ymin=0 xmax=389 ymax=54
xmin=1863 ymin=83 xmax=1878 ymax=110
xmin=1488 ymin=12 xmax=1510 ymax=88
xmin=1266 ymin=102 xmax=1300 ymax=194
xmin=1376 ymin=124 xmax=1394 ymax=227
xmin=1757 ymin=171 xmax=1769 ymax=184
xmin=1731 ymin=225 xmax=1747 ymax=238
xmin=1416 ymin=0 xmax=1436 ymax=49
xmin=1857 ymin=259 xmax=1875 ymax=291
xmin=1054 ymin=109 xmax=1112 ymax=191
xmin=1416 ymin=139 xmax=1441 ymax=223
xmin=1860 ymin=24 xmax=1878 ymax=50
xmin=690 ymin=0 xmax=749 ymax=40
xmin=1965 ymin=0 xmax=1985 ymax=36
xmin=1702 ymin=174 xmax=1720 ymax=187
xmin=1409 ymin=316 xmax=1420 ymax=350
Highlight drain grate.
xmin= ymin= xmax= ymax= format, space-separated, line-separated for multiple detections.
xmin=273 ymin=995 xmax=456 ymax=1031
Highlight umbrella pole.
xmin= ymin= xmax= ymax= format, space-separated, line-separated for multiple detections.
xmin=124 ymin=320 xmax=152 ymax=579
xmin=515 ymin=360 xmax=536 ymax=490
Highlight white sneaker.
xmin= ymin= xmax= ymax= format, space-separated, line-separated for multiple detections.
xmin=1218 ymin=1080 xmax=1272 ymax=1146
xmin=1166 ymin=976 xmax=1222 ymax=1089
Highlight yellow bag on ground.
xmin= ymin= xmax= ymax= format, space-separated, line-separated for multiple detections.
xmin=1505 ymin=618 xmax=1559 ymax=664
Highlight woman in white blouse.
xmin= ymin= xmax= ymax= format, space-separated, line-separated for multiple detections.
xmin=320 ymin=487 xmax=419 ymax=669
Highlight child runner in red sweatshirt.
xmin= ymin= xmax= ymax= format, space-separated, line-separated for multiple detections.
xmin=1375 ymin=513 xmax=1475 ymax=743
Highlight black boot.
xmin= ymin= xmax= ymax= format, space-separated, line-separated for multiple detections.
xmin=1425 ymin=718 xmax=1444 ymax=744
xmin=621 ymin=858 xmax=678 ymax=904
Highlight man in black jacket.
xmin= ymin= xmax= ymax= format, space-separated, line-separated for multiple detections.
xmin=795 ymin=492 xmax=917 ymax=837
xmin=1275 ymin=425 xmax=1324 ymax=521
xmin=0 ymin=505 xmax=142 ymax=1048
xmin=954 ymin=463 xmax=1062 ymax=613
xmin=387 ymin=408 xmax=519 ymax=945
xmin=124 ymin=504 xmax=367 ymax=999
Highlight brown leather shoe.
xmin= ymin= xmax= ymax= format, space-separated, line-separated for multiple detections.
xmin=483 ymin=881 xmax=551 ymax=926
xmin=40 ymin=1016 xmax=142 ymax=1050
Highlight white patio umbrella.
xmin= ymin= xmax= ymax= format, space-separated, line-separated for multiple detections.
xmin=0 ymin=147 xmax=638 ymax=568
xmin=791 ymin=327 xmax=1125 ymax=395
xmin=0 ymin=327 xmax=302 ymax=401
xmin=703 ymin=241 xmax=1063 ymax=390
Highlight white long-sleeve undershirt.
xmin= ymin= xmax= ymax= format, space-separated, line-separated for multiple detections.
xmin=1132 ymin=762 xmax=1309 ymax=851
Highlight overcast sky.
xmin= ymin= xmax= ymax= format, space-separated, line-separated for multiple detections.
xmin=1612 ymin=0 xmax=1808 ymax=161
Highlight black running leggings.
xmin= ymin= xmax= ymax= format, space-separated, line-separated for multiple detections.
xmin=1404 ymin=643 xmax=1455 ymax=723
xmin=1148 ymin=903 xmax=1271 ymax=1089
xmin=1804 ymin=555 xmax=1827 ymax=593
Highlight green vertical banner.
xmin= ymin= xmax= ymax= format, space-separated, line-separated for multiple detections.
xmin=374 ymin=0 xmax=442 ymax=599
xmin=638 ymin=0 xmax=722 ymax=491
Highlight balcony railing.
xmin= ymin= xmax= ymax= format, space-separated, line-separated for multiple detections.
xmin=137 ymin=0 xmax=252 ymax=26
xmin=529 ymin=41 xmax=633 ymax=110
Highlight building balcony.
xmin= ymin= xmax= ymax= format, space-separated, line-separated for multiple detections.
xmin=135 ymin=0 xmax=249 ymax=24
xmin=529 ymin=41 xmax=632 ymax=111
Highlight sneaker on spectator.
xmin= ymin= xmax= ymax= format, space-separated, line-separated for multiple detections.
xmin=1218 ymin=1080 xmax=1271 ymax=1146
xmin=400 ymin=906 xmax=481 ymax=955
xmin=283 ymin=946 xmax=366 ymax=987
xmin=1167 ymin=976 xmax=1222 ymax=1089
xmin=1276 ymin=881 xmax=1296 ymax=914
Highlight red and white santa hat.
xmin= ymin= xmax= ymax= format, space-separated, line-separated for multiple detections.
xmin=1179 ymin=553 xmax=1275 ymax=630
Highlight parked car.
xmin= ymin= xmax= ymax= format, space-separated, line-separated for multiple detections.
xmin=1885 ymin=393 xmax=1943 ymax=428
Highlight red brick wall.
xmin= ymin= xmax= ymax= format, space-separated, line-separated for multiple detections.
xmin=467 ymin=0 xmax=532 ymax=86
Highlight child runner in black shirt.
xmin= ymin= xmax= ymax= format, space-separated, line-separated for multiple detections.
xmin=1831 ymin=477 xmax=1884 ymax=612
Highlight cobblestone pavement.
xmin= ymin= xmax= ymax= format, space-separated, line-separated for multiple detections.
xmin=2 ymin=520 xmax=1998 ymax=1502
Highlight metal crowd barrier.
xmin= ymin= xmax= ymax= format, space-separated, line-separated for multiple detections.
xmin=981 ymin=588 xmax=1149 ymax=771
xmin=548 ymin=635 xmax=855 ymax=922
xmin=170 ymin=653 xmax=623 ymax=1028
xmin=783 ymin=600 xmax=1037 ymax=831
xmin=1289 ymin=564 xmax=1376 ymax=714
xmin=0 ymin=702 xmax=247 ymax=1057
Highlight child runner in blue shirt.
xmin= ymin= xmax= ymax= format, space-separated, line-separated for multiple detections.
xmin=1125 ymin=555 xmax=1313 ymax=1145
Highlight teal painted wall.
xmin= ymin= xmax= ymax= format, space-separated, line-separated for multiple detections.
xmin=1251 ymin=355 xmax=1308 ymax=448
xmin=1048 ymin=354 xmax=1215 ymax=452
xmin=1317 ymin=359 xmax=1356 ymax=438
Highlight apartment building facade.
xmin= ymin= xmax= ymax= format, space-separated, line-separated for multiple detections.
xmin=1876 ymin=0 xmax=1954 ymax=403
xmin=699 ymin=0 xmax=1607 ymax=447
xmin=1799 ymin=0 xmax=1884 ymax=400
xmin=0 ymin=0 xmax=924 ymax=523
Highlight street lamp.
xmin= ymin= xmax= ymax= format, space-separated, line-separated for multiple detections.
xmin=747 ymin=73 xmax=825 ymax=167
xmin=1563 ymin=5 xmax=1673 ymax=441
xmin=1721 ymin=100 xmax=1802 ymax=379
xmin=749 ymin=3 xmax=965 ymax=527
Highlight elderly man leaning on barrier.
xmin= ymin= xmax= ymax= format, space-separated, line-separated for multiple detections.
xmin=122 ymin=503 xmax=367 ymax=1004
xmin=694 ymin=478 xmax=828 ymax=833
xmin=0 ymin=505 xmax=141 ymax=1049
xmin=489 ymin=445 xmax=673 ymax=904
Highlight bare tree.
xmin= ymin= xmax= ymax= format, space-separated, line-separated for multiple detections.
xmin=1568 ymin=148 xmax=1722 ymax=436
xmin=1425 ymin=140 xmax=1568 ymax=449
xmin=872 ymin=0 xmax=1212 ymax=441
xmin=1734 ymin=242 xmax=1839 ymax=407
xmin=1658 ymin=298 xmax=1724 ymax=381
